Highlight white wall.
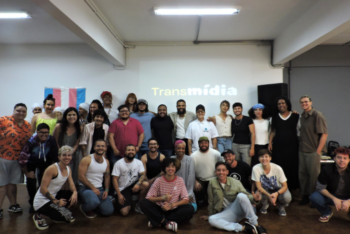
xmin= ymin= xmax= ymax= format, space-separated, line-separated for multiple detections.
xmin=0 ymin=43 xmax=282 ymax=120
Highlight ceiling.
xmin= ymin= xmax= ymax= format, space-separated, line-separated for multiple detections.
xmin=0 ymin=0 xmax=349 ymax=45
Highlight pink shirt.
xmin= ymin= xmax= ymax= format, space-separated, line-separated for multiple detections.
xmin=108 ymin=118 xmax=144 ymax=157
xmin=146 ymin=175 xmax=189 ymax=209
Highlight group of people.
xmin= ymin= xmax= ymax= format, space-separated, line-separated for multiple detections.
xmin=1 ymin=90 xmax=350 ymax=234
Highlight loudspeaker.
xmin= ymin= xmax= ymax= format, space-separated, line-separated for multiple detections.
xmin=257 ymin=83 xmax=288 ymax=112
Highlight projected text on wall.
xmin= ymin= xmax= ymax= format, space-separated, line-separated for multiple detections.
xmin=151 ymin=84 xmax=237 ymax=96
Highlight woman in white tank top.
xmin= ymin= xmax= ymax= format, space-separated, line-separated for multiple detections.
xmin=209 ymin=100 xmax=233 ymax=153
xmin=32 ymin=146 xmax=78 ymax=230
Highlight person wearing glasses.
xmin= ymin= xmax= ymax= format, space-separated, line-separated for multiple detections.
xmin=19 ymin=123 xmax=59 ymax=213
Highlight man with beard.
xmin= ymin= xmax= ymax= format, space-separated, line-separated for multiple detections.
xmin=78 ymin=139 xmax=114 ymax=218
xmin=131 ymin=99 xmax=155 ymax=159
xmin=169 ymin=99 xmax=197 ymax=155
xmin=268 ymin=97 xmax=300 ymax=192
xmin=191 ymin=137 xmax=223 ymax=204
xmin=231 ymin=103 xmax=255 ymax=166
xmin=112 ymin=144 xmax=149 ymax=216
xmin=151 ymin=105 xmax=174 ymax=157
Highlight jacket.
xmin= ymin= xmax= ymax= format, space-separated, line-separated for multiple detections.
xmin=169 ymin=111 xmax=197 ymax=139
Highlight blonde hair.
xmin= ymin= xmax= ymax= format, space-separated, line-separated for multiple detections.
xmin=58 ymin=145 xmax=74 ymax=155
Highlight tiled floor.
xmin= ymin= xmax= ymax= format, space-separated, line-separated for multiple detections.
xmin=1 ymin=185 xmax=349 ymax=234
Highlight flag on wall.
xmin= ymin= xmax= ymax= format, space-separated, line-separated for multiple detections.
xmin=44 ymin=87 xmax=86 ymax=110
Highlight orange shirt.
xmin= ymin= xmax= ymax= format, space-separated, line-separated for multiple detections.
xmin=0 ymin=116 xmax=32 ymax=160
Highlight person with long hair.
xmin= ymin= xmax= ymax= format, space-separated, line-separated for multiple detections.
xmin=53 ymin=107 xmax=82 ymax=184
xmin=101 ymin=91 xmax=119 ymax=123
xmin=87 ymin=100 xmax=110 ymax=126
xmin=125 ymin=93 xmax=137 ymax=113
xmin=248 ymin=104 xmax=270 ymax=167
xmin=31 ymin=94 xmax=57 ymax=135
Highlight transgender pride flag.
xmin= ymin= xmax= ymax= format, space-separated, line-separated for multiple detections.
xmin=44 ymin=87 xmax=86 ymax=109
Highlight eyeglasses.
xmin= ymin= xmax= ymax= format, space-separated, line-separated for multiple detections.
xmin=149 ymin=143 xmax=158 ymax=146
xmin=196 ymin=111 xmax=205 ymax=114
xmin=120 ymin=110 xmax=129 ymax=113
xmin=38 ymin=131 xmax=49 ymax=135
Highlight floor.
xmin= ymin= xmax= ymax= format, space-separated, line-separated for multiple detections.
xmin=1 ymin=185 xmax=349 ymax=234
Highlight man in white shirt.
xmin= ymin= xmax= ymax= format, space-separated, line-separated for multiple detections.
xmin=191 ymin=136 xmax=223 ymax=204
xmin=252 ymin=149 xmax=291 ymax=216
xmin=169 ymin=99 xmax=197 ymax=155
xmin=186 ymin=105 xmax=219 ymax=155
xmin=112 ymin=144 xmax=149 ymax=216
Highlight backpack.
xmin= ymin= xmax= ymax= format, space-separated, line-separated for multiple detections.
xmin=327 ymin=141 xmax=340 ymax=157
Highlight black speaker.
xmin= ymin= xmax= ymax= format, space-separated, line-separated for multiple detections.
xmin=257 ymin=83 xmax=288 ymax=113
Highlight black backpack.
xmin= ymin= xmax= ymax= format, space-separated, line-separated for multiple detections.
xmin=327 ymin=141 xmax=340 ymax=157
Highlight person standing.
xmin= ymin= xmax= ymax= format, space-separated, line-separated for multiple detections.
xmin=169 ymin=99 xmax=197 ymax=155
xmin=151 ymin=104 xmax=174 ymax=157
xmin=268 ymin=97 xmax=299 ymax=190
xmin=125 ymin=93 xmax=138 ymax=113
xmin=78 ymin=102 xmax=89 ymax=128
xmin=31 ymin=94 xmax=57 ymax=135
xmin=29 ymin=103 xmax=43 ymax=123
xmin=87 ymin=100 xmax=110 ymax=126
xmin=231 ymin=103 xmax=255 ymax=166
xmin=0 ymin=103 xmax=32 ymax=218
xmin=130 ymin=99 xmax=155 ymax=159
xmin=101 ymin=91 xmax=119 ymax=124
xmin=298 ymin=95 xmax=328 ymax=205
xmin=185 ymin=105 xmax=219 ymax=155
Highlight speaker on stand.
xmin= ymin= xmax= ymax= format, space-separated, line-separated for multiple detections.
xmin=257 ymin=83 xmax=288 ymax=117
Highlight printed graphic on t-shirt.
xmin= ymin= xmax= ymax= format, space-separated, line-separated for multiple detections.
xmin=123 ymin=169 xmax=138 ymax=187
xmin=260 ymin=175 xmax=279 ymax=190
xmin=204 ymin=128 xmax=209 ymax=132
xmin=229 ymin=172 xmax=241 ymax=181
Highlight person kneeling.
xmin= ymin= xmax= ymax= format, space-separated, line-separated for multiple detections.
xmin=32 ymin=146 xmax=77 ymax=230
xmin=310 ymin=147 xmax=350 ymax=222
xmin=252 ymin=149 xmax=291 ymax=216
xmin=201 ymin=162 xmax=267 ymax=234
xmin=139 ymin=158 xmax=195 ymax=232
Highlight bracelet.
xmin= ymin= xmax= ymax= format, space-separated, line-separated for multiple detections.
xmin=105 ymin=188 xmax=109 ymax=192
xmin=162 ymin=195 xmax=165 ymax=202
xmin=277 ymin=191 xmax=280 ymax=196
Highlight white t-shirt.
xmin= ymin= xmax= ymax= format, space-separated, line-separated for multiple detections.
xmin=191 ymin=148 xmax=223 ymax=181
xmin=251 ymin=163 xmax=287 ymax=191
xmin=104 ymin=108 xmax=119 ymax=123
xmin=112 ymin=158 xmax=145 ymax=192
xmin=253 ymin=119 xmax=269 ymax=145
xmin=185 ymin=119 xmax=219 ymax=152
xmin=176 ymin=116 xmax=186 ymax=139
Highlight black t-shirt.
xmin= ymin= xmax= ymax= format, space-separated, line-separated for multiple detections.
xmin=231 ymin=115 xmax=254 ymax=144
xmin=151 ymin=116 xmax=174 ymax=149
xmin=228 ymin=160 xmax=252 ymax=191
xmin=90 ymin=127 xmax=105 ymax=154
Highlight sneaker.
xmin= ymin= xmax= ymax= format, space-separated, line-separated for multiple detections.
xmin=148 ymin=221 xmax=153 ymax=228
xmin=318 ymin=212 xmax=333 ymax=223
xmin=278 ymin=207 xmax=287 ymax=216
xmin=135 ymin=203 xmax=144 ymax=214
xmin=8 ymin=204 xmax=23 ymax=213
xmin=109 ymin=195 xmax=116 ymax=203
xmin=0 ymin=209 xmax=3 ymax=219
xmin=33 ymin=214 xmax=49 ymax=230
xmin=79 ymin=205 xmax=97 ymax=219
xmin=243 ymin=221 xmax=257 ymax=234
xmin=165 ymin=221 xmax=178 ymax=232
xmin=29 ymin=206 xmax=35 ymax=214
xmin=131 ymin=194 xmax=139 ymax=201
xmin=299 ymin=195 xmax=310 ymax=205
xmin=259 ymin=204 xmax=269 ymax=214
xmin=256 ymin=225 xmax=268 ymax=234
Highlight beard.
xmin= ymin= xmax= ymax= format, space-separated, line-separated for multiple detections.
xmin=95 ymin=150 xmax=105 ymax=156
xmin=199 ymin=146 xmax=209 ymax=152
xmin=177 ymin=108 xmax=186 ymax=115
xmin=126 ymin=153 xmax=135 ymax=161
xmin=120 ymin=116 xmax=129 ymax=120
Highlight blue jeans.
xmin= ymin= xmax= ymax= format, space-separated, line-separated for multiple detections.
xmin=136 ymin=142 xmax=149 ymax=159
xmin=78 ymin=186 xmax=114 ymax=216
xmin=108 ymin=153 xmax=123 ymax=196
xmin=159 ymin=149 xmax=174 ymax=158
xmin=232 ymin=143 xmax=251 ymax=166
xmin=217 ymin=137 xmax=233 ymax=153
xmin=309 ymin=191 xmax=347 ymax=216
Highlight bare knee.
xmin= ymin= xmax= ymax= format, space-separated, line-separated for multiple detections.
xmin=120 ymin=206 xmax=130 ymax=216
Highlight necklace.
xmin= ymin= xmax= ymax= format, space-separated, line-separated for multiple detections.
xmin=235 ymin=117 xmax=243 ymax=125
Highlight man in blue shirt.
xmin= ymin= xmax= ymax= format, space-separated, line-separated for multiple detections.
xmin=130 ymin=99 xmax=155 ymax=159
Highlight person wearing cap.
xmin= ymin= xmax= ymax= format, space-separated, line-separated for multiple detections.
xmin=19 ymin=123 xmax=59 ymax=213
xmin=79 ymin=102 xmax=89 ymax=128
xmin=54 ymin=107 xmax=65 ymax=121
xmin=101 ymin=91 xmax=119 ymax=124
xmin=191 ymin=136 xmax=223 ymax=204
xmin=130 ymin=99 xmax=155 ymax=159
xmin=151 ymin=104 xmax=174 ymax=157
xmin=169 ymin=99 xmax=197 ymax=156
xmin=185 ymin=104 xmax=219 ymax=155
xmin=30 ymin=103 xmax=43 ymax=123
xmin=231 ymin=102 xmax=255 ymax=166
xmin=222 ymin=149 xmax=252 ymax=192
xmin=252 ymin=149 xmax=291 ymax=216
xmin=248 ymin=104 xmax=270 ymax=167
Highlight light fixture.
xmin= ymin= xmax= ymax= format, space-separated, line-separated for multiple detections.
xmin=0 ymin=12 xmax=31 ymax=19
xmin=154 ymin=8 xmax=239 ymax=15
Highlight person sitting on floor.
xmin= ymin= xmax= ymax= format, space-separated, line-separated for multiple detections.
xmin=200 ymin=162 xmax=267 ymax=234
xmin=310 ymin=147 xmax=350 ymax=222
xmin=252 ymin=149 xmax=292 ymax=216
xmin=32 ymin=146 xmax=77 ymax=230
xmin=139 ymin=158 xmax=195 ymax=232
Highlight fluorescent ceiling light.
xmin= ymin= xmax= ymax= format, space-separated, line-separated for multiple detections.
xmin=0 ymin=12 xmax=31 ymax=19
xmin=154 ymin=8 xmax=239 ymax=15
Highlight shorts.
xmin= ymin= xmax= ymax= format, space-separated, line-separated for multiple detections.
xmin=0 ymin=157 xmax=24 ymax=186
xmin=115 ymin=182 xmax=138 ymax=210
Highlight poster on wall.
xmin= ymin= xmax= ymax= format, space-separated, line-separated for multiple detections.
xmin=44 ymin=87 xmax=86 ymax=110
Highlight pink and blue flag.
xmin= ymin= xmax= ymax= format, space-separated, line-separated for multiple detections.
xmin=44 ymin=87 xmax=86 ymax=109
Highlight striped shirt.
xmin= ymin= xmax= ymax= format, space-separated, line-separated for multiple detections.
xmin=146 ymin=175 xmax=189 ymax=209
